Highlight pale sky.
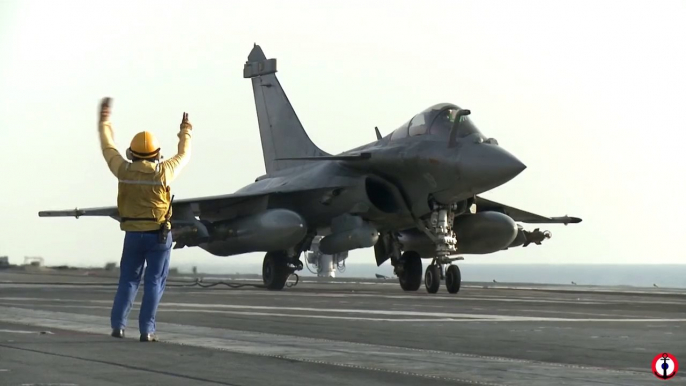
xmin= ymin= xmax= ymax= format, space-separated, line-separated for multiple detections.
xmin=1 ymin=0 xmax=684 ymax=268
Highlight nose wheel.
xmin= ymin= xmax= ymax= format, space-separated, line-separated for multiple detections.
xmin=424 ymin=264 xmax=441 ymax=293
xmin=445 ymin=264 xmax=461 ymax=293
xmin=424 ymin=259 xmax=462 ymax=294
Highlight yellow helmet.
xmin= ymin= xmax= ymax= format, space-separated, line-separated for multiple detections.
xmin=128 ymin=131 xmax=160 ymax=159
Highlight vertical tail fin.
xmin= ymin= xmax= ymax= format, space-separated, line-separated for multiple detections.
xmin=244 ymin=44 xmax=330 ymax=175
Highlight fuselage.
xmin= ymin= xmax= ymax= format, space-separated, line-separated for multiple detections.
xmin=230 ymin=103 xmax=526 ymax=235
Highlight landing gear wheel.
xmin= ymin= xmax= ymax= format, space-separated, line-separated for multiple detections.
xmin=398 ymin=251 xmax=422 ymax=291
xmin=262 ymin=252 xmax=290 ymax=290
xmin=425 ymin=264 xmax=440 ymax=294
xmin=445 ymin=264 xmax=461 ymax=294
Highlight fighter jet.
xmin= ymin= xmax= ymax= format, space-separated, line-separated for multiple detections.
xmin=38 ymin=44 xmax=582 ymax=294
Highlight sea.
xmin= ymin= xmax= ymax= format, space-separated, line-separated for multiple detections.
xmin=171 ymin=263 xmax=686 ymax=289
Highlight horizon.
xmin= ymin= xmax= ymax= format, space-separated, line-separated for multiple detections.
xmin=5 ymin=261 xmax=684 ymax=289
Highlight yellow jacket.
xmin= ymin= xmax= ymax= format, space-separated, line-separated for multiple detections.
xmin=99 ymin=120 xmax=192 ymax=232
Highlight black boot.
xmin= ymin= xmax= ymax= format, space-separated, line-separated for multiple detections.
xmin=111 ymin=328 xmax=125 ymax=338
xmin=140 ymin=333 xmax=159 ymax=342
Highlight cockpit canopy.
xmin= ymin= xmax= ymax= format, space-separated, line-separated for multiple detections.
xmin=389 ymin=103 xmax=482 ymax=141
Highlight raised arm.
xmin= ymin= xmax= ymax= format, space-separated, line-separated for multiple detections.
xmin=162 ymin=112 xmax=193 ymax=183
xmin=98 ymin=97 xmax=126 ymax=178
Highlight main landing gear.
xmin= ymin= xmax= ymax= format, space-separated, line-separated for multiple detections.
xmin=261 ymin=234 xmax=315 ymax=290
xmin=262 ymin=250 xmax=304 ymax=290
xmin=397 ymin=251 xmax=422 ymax=291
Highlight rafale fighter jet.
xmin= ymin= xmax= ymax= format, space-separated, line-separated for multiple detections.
xmin=38 ymin=44 xmax=581 ymax=294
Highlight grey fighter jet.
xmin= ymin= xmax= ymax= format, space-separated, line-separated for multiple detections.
xmin=38 ymin=44 xmax=582 ymax=294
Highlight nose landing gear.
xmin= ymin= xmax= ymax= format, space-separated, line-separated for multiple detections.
xmin=424 ymin=256 xmax=463 ymax=294
xmin=389 ymin=199 xmax=468 ymax=295
xmin=417 ymin=201 xmax=465 ymax=294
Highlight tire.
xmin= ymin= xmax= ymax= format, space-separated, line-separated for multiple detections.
xmin=263 ymin=252 xmax=290 ymax=290
xmin=445 ymin=264 xmax=461 ymax=294
xmin=425 ymin=264 xmax=440 ymax=294
xmin=398 ymin=251 xmax=422 ymax=291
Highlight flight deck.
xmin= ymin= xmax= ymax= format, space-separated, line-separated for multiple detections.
xmin=0 ymin=267 xmax=684 ymax=386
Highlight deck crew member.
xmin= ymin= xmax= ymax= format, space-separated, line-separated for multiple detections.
xmin=97 ymin=97 xmax=192 ymax=342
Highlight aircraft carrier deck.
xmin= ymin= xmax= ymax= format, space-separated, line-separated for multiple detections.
xmin=0 ymin=267 xmax=684 ymax=386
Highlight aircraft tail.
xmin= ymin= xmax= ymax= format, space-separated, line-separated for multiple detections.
xmin=244 ymin=44 xmax=330 ymax=175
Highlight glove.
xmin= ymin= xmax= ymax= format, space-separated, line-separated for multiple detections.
xmin=180 ymin=112 xmax=192 ymax=130
xmin=99 ymin=97 xmax=112 ymax=122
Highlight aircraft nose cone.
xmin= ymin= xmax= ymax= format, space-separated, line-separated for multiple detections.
xmin=459 ymin=143 xmax=526 ymax=193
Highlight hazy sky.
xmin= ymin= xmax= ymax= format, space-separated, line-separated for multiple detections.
xmin=1 ymin=0 xmax=684 ymax=269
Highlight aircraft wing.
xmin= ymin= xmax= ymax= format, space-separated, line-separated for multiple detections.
xmin=38 ymin=193 xmax=263 ymax=221
xmin=474 ymin=196 xmax=582 ymax=225
xmin=38 ymin=188 xmax=330 ymax=222
xmin=38 ymin=205 xmax=120 ymax=220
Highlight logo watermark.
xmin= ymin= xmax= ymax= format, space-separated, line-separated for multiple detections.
xmin=653 ymin=353 xmax=679 ymax=380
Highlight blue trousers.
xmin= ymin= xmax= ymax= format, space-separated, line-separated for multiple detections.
xmin=110 ymin=230 xmax=172 ymax=334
